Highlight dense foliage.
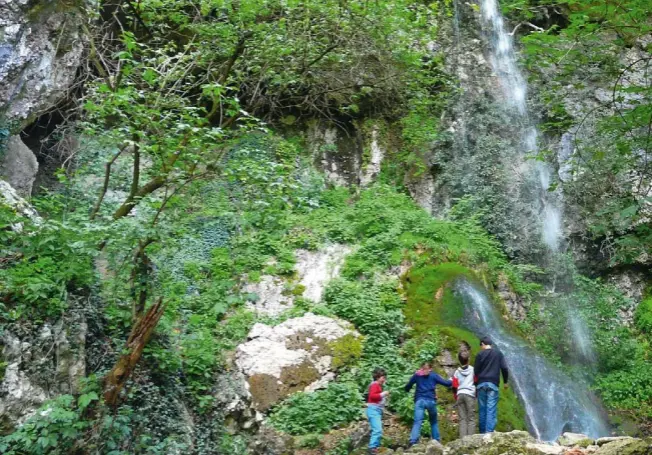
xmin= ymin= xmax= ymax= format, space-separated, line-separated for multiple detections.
xmin=1 ymin=0 xmax=651 ymax=452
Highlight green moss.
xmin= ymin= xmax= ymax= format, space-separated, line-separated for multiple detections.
xmin=290 ymin=284 xmax=306 ymax=296
xmin=403 ymin=263 xmax=474 ymax=333
xmin=329 ymin=334 xmax=364 ymax=370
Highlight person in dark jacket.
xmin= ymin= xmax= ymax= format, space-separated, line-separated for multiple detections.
xmin=474 ymin=336 xmax=509 ymax=433
xmin=404 ymin=361 xmax=452 ymax=445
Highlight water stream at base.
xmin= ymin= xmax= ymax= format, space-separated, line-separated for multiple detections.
xmin=455 ymin=280 xmax=611 ymax=440
xmin=476 ymin=0 xmax=597 ymax=365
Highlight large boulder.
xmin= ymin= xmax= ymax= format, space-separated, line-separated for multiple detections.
xmin=0 ymin=135 xmax=38 ymax=196
xmin=235 ymin=313 xmax=361 ymax=411
xmin=0 ymin=0 xmax=90 ymax=130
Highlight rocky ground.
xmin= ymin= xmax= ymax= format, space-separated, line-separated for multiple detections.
xmin=377 ymin=431 xmax=650 ymax=455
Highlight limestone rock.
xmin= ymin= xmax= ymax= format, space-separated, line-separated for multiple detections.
xmin=0 ymin=0 xmax=90 ymax=130
xmin=0 ymin=135 xmax=38 ymax=196
xmin=359 ymin=127 xmax=385 ymax=187
xmin=213 ymin=369 xmax=258 ymax=433
xmin=497 ymin=273 xmax=528 ymax=322
xmin=294 ymin=245 xmax=350 ymax=303
xmin=307 ymin=119 xmax=388 ymax=187
xmin=0 ymin=332 xmax=48 ymax=431
xmin=594 ymin=438 xmax=651 ymax=455
xmin=235 ymin=313 xmax=360 ymax=411
xmin=558 ymin=432 xmax=594 ymax=448
xmin=0 ymin=314 xmax=87 ymax=432
xmin=425 ymin=440 xmax=444 ymax=455
xmin=0 ymin=178 xmax=40 ymax=224
xmin=244 ymin=275 xmax=293 ymax=316
xmin=249 ymin=424 xmax=294 ymax=455
xmin=244 ymin=244 xmax=350 ymax=316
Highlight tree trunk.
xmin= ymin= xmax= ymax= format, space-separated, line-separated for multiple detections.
xmin=103 ymin=298 xmax=165 ymax=407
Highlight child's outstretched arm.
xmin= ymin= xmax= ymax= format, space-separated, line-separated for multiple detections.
xmin=404 ymin=374 xmax=417 ymax=392
xmin=434 ymin=373 xmax=453 ymax=388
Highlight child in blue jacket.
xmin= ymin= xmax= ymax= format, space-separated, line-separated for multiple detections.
xmin=404 ymin=361 xmax=452 ymax=445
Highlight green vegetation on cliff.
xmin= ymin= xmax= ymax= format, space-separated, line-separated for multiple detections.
xmin=1 ymin=0 xmax=652 ymax=453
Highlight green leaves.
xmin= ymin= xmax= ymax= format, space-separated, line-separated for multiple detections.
xmin=269 ymin=382 xmax=363 ymax=435
xmin=77 ymin=392 xmax=99 ymax=411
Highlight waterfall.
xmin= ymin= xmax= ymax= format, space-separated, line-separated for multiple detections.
xmin=455 ymin=280 xmax=611 ymax=440
xmin=476 ymin=0 xmax=596 ymax=363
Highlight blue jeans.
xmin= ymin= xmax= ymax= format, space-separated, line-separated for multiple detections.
xmin=477 ymin=382 xmax=499 ymax=433
xmin=409 ymin=398 xmax=440 ymax=444
xmin=366 ymin=405 xmax=383 ymax=449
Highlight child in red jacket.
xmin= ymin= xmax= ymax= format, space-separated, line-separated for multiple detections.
xmin=366 ymin=368 xmax=389 ymax=454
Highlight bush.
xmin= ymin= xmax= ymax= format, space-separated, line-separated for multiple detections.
xmin=596 ymin=362 xmax=652 ymax=416
xmin=635 ymin=296 xmax=652 ymax=334
xmin=269 ymin=382 xmax=363 ymax=435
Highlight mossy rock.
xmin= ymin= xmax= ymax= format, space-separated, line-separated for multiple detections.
xmin=446 ymin=431 xmax=536 ymax=455
xmin=594 ymin=438 xmax=652 ymax=455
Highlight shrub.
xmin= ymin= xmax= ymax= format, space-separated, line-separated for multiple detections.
xmin=329 ymin=334 xmax=364 ymax=370
xmin=596 ymin=362 xmax=652 ymax=416
xmin=269 ymin=382 xmax=363 ymax=435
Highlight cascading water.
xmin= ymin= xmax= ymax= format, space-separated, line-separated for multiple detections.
xmin=455 ymin=279 xmax=610 ymax=440
xmin=476 ymin=0 xmax=596 ymax=363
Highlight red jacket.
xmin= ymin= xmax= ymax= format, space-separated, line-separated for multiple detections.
xmin=367 ymin=381 xmax=384 ymax=404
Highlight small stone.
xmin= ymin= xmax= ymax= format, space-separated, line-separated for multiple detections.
xmin=425 ymin=439 xmax=444 ymax=455
xmin=526 ymin=442 xmax=565 ymax=455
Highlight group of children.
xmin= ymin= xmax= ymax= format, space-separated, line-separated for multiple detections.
xmin=365 ymin=336 xmax=509 ymax=454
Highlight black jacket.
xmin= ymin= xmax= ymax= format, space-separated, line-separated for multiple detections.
xmin=474 ymin=348 xmax=508 ymax=387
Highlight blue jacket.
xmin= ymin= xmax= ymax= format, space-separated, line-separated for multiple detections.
xmin=404 ymin=370 xmax=452 ymax=402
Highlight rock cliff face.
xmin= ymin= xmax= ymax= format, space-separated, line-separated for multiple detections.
xmin=0 ymin=0 xmax=89 ymax=130
xmin=0 ymin=0 xmax=90 ymax=197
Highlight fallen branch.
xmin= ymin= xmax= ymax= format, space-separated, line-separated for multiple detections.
xmin=102 ymin=298 xmax=165 ymax=407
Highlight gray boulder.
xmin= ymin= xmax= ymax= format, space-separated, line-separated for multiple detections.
xmin=1 ymin=135 xmax=38 ymax=196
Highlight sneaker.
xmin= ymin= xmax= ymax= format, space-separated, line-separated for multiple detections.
xmin=368 ymin=448 xmax=379 ymax=455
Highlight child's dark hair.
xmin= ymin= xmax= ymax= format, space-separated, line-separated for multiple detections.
xmin=372 ymin=368 xmax=387 ymax=380
xmin=458 ymin=350 xmax=470 ymax=365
